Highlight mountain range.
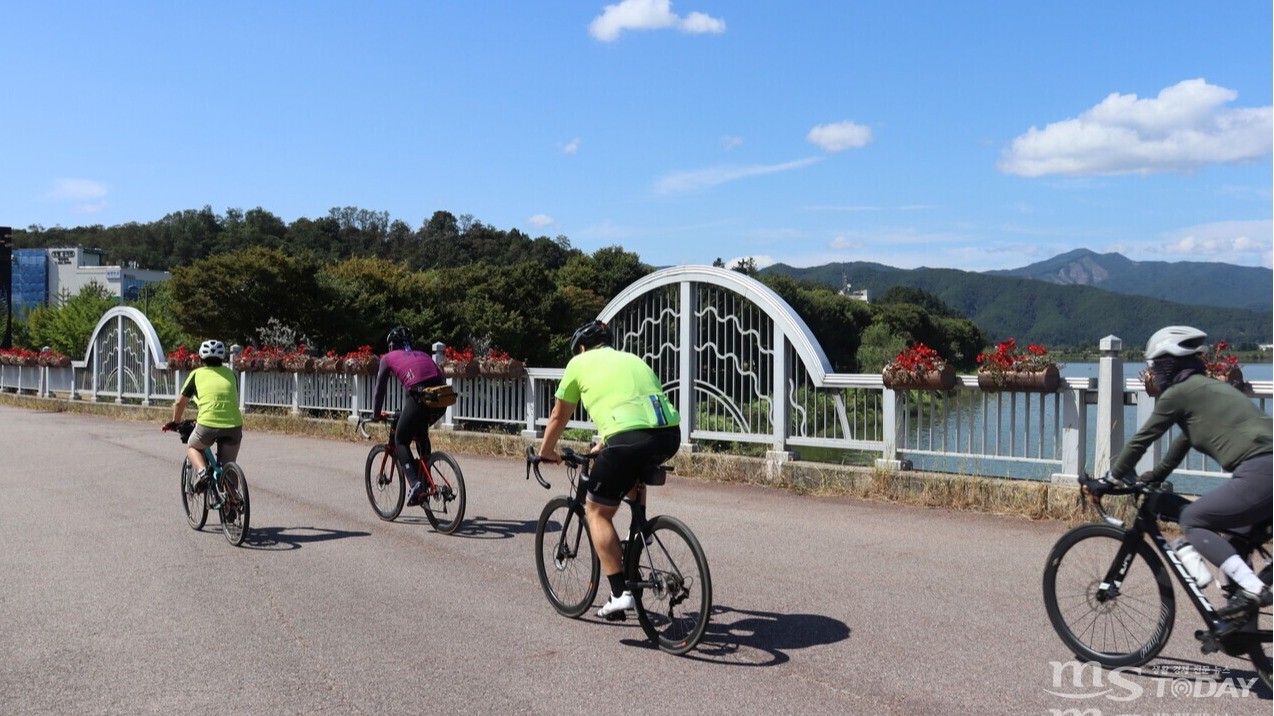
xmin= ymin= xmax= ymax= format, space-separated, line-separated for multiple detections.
xmin=762 ymin=250 xmax=1273 ymax=349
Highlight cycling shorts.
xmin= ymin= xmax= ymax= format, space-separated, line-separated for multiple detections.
xmin=189 ymin=424 xmax=243 ymax=465
xmin=585 ymin=426 xmax=680 ymax=507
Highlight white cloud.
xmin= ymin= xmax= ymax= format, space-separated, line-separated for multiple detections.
xmin=589 ymin=0 xmax=725 ymax=42
xmin=806 ymin=121 xmax=873 ymax=152
xmin=47 ymin=178 xmax=108 ymax=201
xmin=720 ymin=135 xmax=743 ymax=151
xmin=1000 ymin=78 xmax=1273 ymax=177
xmin=828 ymin=235 xmax=862 ymax=250
xmin=527 ymin=214 xmax=556 ymax=229
xmin=560 ymin=137 xmax=581 ymax=154
xmin=1157 ymin=219 xmax=1273 ymax=265
xmin=654 ymin=157 xmax=822 ymax=194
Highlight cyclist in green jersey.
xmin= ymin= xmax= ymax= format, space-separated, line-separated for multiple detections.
xmin=165 ymin=340 xmax=245 ymax=492
xmin=537 ymin=320 xmax=681 ymax=620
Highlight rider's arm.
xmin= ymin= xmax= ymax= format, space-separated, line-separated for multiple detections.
xmin=1150 ymin=435 xmax=1192 ymax=480
xmin=538 ymin=398 xmax=576 ymax=461
xmin=370 ymin=358 xmax=393 ymax=416
xmin=171 ymin=394 xmax=190 ymax=423
xmin=1110 ymin=397 xmax=1180 ymax=479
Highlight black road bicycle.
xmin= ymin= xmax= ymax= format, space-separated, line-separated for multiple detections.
xmin=357 ymin=412 xmax=466 ymax=533
xmin=1042 ymin=474 xmax=1271 ymax=688
xmin=525 ymin=446 xmax=712 ymax=656
xmin=165 ymin=420 xmax=251 ymax=547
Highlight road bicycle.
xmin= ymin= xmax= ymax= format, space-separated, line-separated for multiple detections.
xmin=165 ymin=420 xmax=251 ymax=547
xmin=525 ymin=446 xmax=712 ymax=656
xmin=1042 ymin=474 xmax=1271 ymax=688
xmin=357 ymin=412 xmax=466 ymax=533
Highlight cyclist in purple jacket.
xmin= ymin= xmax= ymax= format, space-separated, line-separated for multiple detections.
xmin=371 ymin=326 xmax=446 ymax=506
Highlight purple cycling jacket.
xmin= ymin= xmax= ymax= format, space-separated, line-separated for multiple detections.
xmin=371 ymin=349 xmax=443 ymax=415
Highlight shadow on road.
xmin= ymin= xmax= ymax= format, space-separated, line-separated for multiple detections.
xmin=239 ymin=526 xmax=372 ymax=551
xmin=620 ymin=604 xmax=851 ymax=665
xmin=385 ymin=514 xmax=539 ymax=540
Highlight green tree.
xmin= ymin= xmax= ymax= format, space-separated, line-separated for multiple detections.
xmin=169 ymin=247 xmax=322 ymax=345
xmin=26 ymin=283 xmax=118 ymax=356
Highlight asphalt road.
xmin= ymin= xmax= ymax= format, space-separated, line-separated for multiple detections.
xmin=0 ymin=405 xmax=1268 ymax=715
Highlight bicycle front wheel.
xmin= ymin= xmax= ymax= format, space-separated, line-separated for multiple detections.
xmin=364 ymin=445 xmax=405 ymax=521
xmin=180 ymin=457 xmax=208 ymax=530
xmin=422 ymin=451 xmax=466 ymax=534
xmin=1042 ymin=523 xmax=1175 ymax=668
xmin=628 ymin=515 xmax=712 ymax=655
xmin=535 ymin=496 xmax=599 ymax=618
xmin=218 ymin=463 xmax=251 ymax=547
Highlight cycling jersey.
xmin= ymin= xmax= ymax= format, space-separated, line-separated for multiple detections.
xmin=180 ymin=365 xmax=242 ymax=428
xmin=1112 ymin=374 xmax=1272 ymax=480
xmin=372 ymin=349 xmax=443 ymax=416
xmin=555 ymin=346 xmax=680 ymax=441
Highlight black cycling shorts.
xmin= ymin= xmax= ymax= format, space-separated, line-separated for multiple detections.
xmin=586 ymin=426 xmax=681 ymax=507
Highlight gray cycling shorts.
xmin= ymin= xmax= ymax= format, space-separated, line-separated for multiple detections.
xmin=189 ymin=424 xmax=243 ymax=464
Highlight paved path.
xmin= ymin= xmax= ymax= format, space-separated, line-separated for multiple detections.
xmin=0 ymin=405 xmax=1267 ymax=715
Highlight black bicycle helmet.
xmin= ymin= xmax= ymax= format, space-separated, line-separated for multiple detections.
xmin=569 ymin=320 xmax=612 ymax=356
xmin=387 ymin=326 xmax=414 ymax=350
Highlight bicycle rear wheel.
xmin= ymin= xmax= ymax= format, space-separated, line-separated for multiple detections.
xmin=364 ymin=445 xmax=405 ymax=521
xmin=180 ymin=457 xmax=208 ymax=530
xmin=535 ymin=496 xmax=600 ymax=618
xmin=628 ymin=515 xmax=712 ymax=655
xmin=1042 ymin=523 xmax=1175 ymax=668
xmin=218 ymin=463 xmax=251 ymax=547
xmin=422 ymin=451 xmax=466 ymax=534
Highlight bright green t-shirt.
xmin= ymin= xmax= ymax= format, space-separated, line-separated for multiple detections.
xmin=555 ymin=347 xmax=680 ymax=441
xmin=180 ymin=365 xmax=243 ymax=428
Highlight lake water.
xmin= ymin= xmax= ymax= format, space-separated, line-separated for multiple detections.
xmin=1062 ymin=360 xmax=1273 ymax=381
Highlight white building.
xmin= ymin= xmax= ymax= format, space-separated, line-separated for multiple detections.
xmin=13 ymin=247 xmax=169 ymax=311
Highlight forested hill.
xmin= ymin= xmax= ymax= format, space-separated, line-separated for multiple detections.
xmin=986 ymin=249 xmax=1272 ymax=312
xmin=762 ymin=262 xmax=1272 ymax=349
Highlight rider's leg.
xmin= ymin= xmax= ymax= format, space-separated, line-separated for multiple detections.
xmin=1180 ymin=454 xmax=1272 ymax=594
xmin=394 ymin=402 xmax=425 ymax=494
xmin=585 ymin=499 xmax=624 ymax=580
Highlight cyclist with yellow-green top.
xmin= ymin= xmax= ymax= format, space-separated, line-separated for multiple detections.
xmin=537 ymin=320 xmax=681 ymax=621
xmin=165 ymin=340 xmax=244 ymax=493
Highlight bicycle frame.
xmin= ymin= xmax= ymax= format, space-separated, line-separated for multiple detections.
xmin=360 ymin=413 xmax=449 ymax=492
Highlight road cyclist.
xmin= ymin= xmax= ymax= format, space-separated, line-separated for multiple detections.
xmin=369 ymin=326 xmax=450 ymax=509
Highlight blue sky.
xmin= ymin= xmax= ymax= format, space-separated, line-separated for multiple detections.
xmin=4 ymin=1 xmax=1270 ymax=272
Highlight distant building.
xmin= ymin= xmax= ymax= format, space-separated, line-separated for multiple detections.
xmin=12 ymin=247 xmax=169 ymax=314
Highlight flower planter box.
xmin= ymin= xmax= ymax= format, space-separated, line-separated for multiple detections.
xmin=882 ymin=364 xmax=956 ymax=391
xmin=314 ymin=357 xmax=343 ymax=373
xmin=479 ymin=359 xmax=526 ymax=379
xmin=977 ymin=365 xmax=1060 ymax=393
xmin=441 ymin=360 xmax=479 ymax=379
xmin=281 ymin=356 xmax=314 ymax=373
xmin=344 ymin=357 xmax=380 ymax=375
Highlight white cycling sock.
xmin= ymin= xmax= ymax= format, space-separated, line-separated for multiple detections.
xmin=1220 ymin=555 xmax=1265 ymax=594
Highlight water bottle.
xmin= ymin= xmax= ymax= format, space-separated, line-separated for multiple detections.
xmin=1174 ymin=538 xmax=1213 ymax=588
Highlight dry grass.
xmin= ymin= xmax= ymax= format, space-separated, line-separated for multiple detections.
xmin=0 ymin=391 xmax=1102 ymax=523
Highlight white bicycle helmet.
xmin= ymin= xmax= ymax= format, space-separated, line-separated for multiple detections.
xmin=198 ymin=339 xmax=227 ymax=360
xmin=1144 ymin=326 xmax=1207 ymax=359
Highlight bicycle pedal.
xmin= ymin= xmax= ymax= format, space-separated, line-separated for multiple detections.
xmin=1194 ymin=628 xmax=1221 ymax=655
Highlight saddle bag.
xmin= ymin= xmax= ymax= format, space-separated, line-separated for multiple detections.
xmin=412 ymin=383 xmax=458 ymax=408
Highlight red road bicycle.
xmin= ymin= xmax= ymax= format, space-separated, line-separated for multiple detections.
xmin=357 ymin=412 xmax=466 ymax=533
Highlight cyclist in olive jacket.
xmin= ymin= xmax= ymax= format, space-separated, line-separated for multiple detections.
xmin=538 ymin=320 xmax=681 ymax=621
xmin=1110 ymin=326 xmax=1272 ymax=627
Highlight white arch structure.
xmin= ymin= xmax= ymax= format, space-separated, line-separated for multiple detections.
xmin=74 ymin=306 xmax=171 ymax=404
xmin=597 ymin=265 xmax=836 ymax=452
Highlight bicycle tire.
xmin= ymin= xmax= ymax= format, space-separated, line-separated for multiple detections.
xmin=364 ymin=445 xmax=405 ymax=521
xmin=535 ymin=496 xmax=600 ymax=618
xmin=218 ymin=462 xmax=251 ymax=547
xmin=1042 ymin=522 xmax=1175 ymax=668
xmin=180 ymin=457 xmax=208 ymax=530
xmin=628 ymin=515 xmax=712 ymax=655
xmin=422 ymin=451 xmax=466 ymax=534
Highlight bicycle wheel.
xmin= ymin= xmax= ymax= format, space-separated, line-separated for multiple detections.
xmin=535 ymin=496 xmax=600 ymax=618
xmin=180 ymin=457 xmax=207 ymax=530
xmin=1042 ymin=523 xmax=1175 ymax=668
xmin=422 ymin=451 xmax=466 ymax=534
xmin=364 ymin=445 xmax=405 ymax=521
xmin=218 ymin=463 xmax=251 ymax=547
xmin=628 ymin=515 xmax=712 ymax=655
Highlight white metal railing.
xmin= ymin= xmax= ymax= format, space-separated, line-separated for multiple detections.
xmin=7 ymin=352 xmax=1269 ymax=491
